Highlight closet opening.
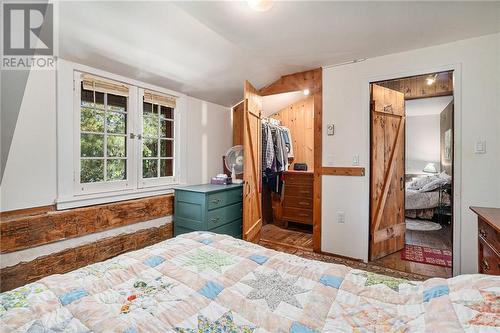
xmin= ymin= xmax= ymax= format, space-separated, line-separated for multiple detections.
xmin=260 ymin=91 xmax=314 ymax=251
xmin=368 ymin=70 xmax=454 ymax=278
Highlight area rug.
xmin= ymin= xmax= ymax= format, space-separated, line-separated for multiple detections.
xmin=401 ymin=244 xmax=452 ymax=268
xmin=406 ymin=218 xmax=442 ymax=231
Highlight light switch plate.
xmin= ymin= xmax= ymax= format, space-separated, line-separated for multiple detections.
xmin=474 ymin=141 xmax=486 ymax=154
xmin=337 ymin=211 xmax=345 ymax=224
xmin=352 ymin=154 xmax=359 ymax=166
xmin=327 ymin=124 xmax=334 ymax=136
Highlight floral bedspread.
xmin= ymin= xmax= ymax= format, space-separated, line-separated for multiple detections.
xmin=1 ymin=232 xmax=499 ymax=332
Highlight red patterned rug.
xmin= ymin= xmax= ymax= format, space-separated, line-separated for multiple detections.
xmin=401 ymin=244 xmax=452 ymax=268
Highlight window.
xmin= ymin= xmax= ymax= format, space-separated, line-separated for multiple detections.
xmin=74 ymin=72 xmax=178 ymax=195
xmin=141 ymin=91 xmax=175 ymax=185
xmin=80 ymin=77 xmax=129 ymax=185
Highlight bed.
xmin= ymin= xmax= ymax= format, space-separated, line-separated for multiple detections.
xmin=1 ymin=232 xmax=498 ymax=332
xmin=406 ymin=172 xmax=452 ymax=220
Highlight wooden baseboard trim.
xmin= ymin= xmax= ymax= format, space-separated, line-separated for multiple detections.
xmin=321 ymin=167 xmax=365 ymax=176
xmin=0 ymin=194 xmax=174 ymax=254
xmin=0 ymin=223 xmax=172 ymax=292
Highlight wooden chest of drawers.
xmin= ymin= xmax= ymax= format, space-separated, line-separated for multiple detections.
xmin=471 ymin=207 xmax=500 ymax=275
xmin=174 ymin=184 xmax=243 ymax=238
xmin=282 ymin=171 xmax=314 ymax=225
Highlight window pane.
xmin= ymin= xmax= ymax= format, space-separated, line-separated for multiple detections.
xmin=106 ymin=112 xmax=126 ymax=134
xmin=81 ymin=133 xmax=104 ymax=157
xmin=95 ymin=91 xmax=105 ymax=110
xmin=81 ymin=159 xmax=104 ymax=183
xmin=160 ymin=159 xmax=173 ymax=177
xmin=108 ymin=94 xmax=127 ymax=112
xmin=160 ymin=120 xmax=173 ymax=138
xmin=143 ymin=115 xmax=158 ymax=137
xmin=143 ymin=102 xmax=153 ymax=114
xmin=107 ymin=135 xmax=126 ymax=157
xmin=160 ymin=139 xmax=173 ymax=157
xmin=143 ymin=138 xmax=158 ymax=157
xmin=143 ymin=159 xmax=158 ymax=178
xmin=160 ymin=106 xmax=173 ymax=119
xmin=107 ymin=159 xmax=126 ymax=181
xmin=81 ymin=108 xmax=104 ymax=132
xmin=81 ymin=88 xmax=94 ymax=107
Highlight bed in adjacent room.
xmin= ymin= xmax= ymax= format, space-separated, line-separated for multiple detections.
xmin=1 ymin=232 xmax=498 ymax=332
xmin=405 ymin=172 xmax=452 ymax=220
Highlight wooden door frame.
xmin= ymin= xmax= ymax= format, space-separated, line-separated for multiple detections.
xmin=259 ymin=68 xmax=323 ymax=252
xmin=365 ymin=65 xmax=462 ymax=276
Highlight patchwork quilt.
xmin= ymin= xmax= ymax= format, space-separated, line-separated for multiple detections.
xmin=1 ymin=232 xmax=499 ymax=332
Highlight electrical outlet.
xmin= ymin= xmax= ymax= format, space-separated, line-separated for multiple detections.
xmin=474 ymin=141 xmax=486 ymax=154
xmin=327 ymin=124 xmax=334 ymax=136
xmin=337 ymin=211 xmax=345 ymax=224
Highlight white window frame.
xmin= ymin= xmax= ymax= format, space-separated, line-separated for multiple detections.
xmin=138 ymin=88 xmax=178 ymax=188
xmin=57 ymin=60 xmax=186 ymax=210
xmin=73 ymin=71 xmax=136 ymax=195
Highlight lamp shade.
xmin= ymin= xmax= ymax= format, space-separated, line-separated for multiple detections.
xmin=423 ymin=163 xmax=438 ymax=173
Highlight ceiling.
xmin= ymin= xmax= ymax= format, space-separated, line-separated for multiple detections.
xmin=406 ymin=96 xmax=454 ymax=117
xmin=58 ymin=1 xmax=500 ymax=107
xmin=262 ymin=91 xmax=307 ymax=117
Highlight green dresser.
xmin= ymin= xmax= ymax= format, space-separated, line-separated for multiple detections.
xmin=173 ymin=184 xmax=243 ymax=238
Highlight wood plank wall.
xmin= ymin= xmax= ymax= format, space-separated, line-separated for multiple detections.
xmin=376 ymin=71 xmax=453 ymax=100
xmin=0 ymin=224 xmax=172 ymax=292
xmin=0 ymin=194 xmax=174 ymax=291
xmin=1 ymin=194 xmax=173 ymax=253
xmin=270 ymin=96 xmax=314 ymax=170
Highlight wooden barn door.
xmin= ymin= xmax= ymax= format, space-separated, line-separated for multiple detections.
xmin=370 ymin=84 xmax=406 ymax=261
xmin=243 ymin=81 xmax=262 ymax=243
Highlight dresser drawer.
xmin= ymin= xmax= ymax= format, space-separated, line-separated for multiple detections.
xmin=479 ymin=238 xmax=500 ymax=275
xmin=283 ymin=196 xmax=313 ymax=210
xmin=210 ymin=219 xmax=242 ymax=238
xmin=207 ymin=188 xmax=243 ymax=210
xmin=283 ymin=207 xmax=313 ymax=224
xmin=478 ymin=218 xmax=500 ymax=253
xmin=207 ymin=203 xmax=243 ymax=229
xmin=285 ymin=173 xmax=313 ymax=186
xmin=284 ymin=185 xmax=313 ymax=198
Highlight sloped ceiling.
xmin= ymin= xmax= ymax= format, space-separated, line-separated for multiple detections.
xmin=58 ymin=1 xmax=500 ymax=106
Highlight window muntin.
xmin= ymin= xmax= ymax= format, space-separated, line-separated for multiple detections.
xmin=80 ymin=82 xmax=128 ymax=184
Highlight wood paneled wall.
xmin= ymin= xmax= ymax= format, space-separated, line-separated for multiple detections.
xmin=0 ymin=194 xmax=174 ymax=291
xmin=270 ymin=96 xmax=314 ymax=170
xmin=0 ymin=224 xmax=172 ymax=292
xmin=1 ymin=194 xmax=174 ymax=253
xmin=377 ymin=71 xmax=453 ymax=100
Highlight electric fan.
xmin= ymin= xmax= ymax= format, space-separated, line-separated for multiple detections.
xmin=224 ymin=145 xmax=244 ymax=184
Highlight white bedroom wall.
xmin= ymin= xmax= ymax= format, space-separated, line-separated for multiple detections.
xmin=322 ymin=33 xmax=500 ymax=274
xmin=405 ymin=114 xmax=441 ymax=174
xmin=0 ymin=63 xmax=232 ymax=212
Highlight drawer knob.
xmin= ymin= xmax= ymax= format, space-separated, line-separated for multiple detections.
xmin=299 ymin=201 xmax=309 ymax=206
xmin=479 ymin=229 xmax=487 ymax=239
xmin=210 ymin=217 xmax=220 ymax=223
xmin=211 ymin=199 xmax=221 ymax=204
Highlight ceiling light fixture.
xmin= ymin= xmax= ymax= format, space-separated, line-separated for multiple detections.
xmin=248 ymin=0 xmax=273 ymax=12
xmin=426 ymin=74 xmax=438 ymax=86
xmin=303 ymin=89 xmax=310 ymax=96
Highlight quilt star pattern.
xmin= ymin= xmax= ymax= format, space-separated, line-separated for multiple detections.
xmin=1 ymin=232 xmax=499 ymax=332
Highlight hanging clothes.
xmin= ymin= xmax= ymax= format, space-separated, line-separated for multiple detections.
xmin=261 ymin=119 xmax=293 ymax=194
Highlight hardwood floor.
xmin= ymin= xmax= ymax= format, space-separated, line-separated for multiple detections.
xmin=260 ymin=223 xmax=313 ymax=252
xmin=371 ymin=224 xmax=453 ymax=278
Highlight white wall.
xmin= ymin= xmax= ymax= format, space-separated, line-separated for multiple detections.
xmin=186 ymin=97 xmax=233 ymax=184
xmin=405 ymin=114 xmax=441 ymax=174
xmin=0 ymin=63 xmax=232 ymax=212
xmin=322 ymin=33 xmax=500 ymax=274
xmin=0 ymin=70 xmax=57 ymax=211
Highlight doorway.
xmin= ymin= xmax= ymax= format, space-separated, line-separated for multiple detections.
xmin=237 ymin=69 xmax=323 ymax=252
xmin=369 ymin=71 xmax=454 ymax=278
